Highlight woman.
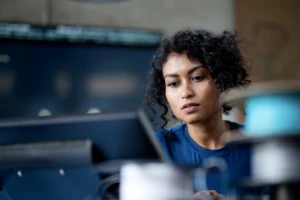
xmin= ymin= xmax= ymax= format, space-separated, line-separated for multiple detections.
xmin=145 ymin=29 xmax=266 ymax=198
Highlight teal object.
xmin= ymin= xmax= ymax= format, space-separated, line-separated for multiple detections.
xmin=245 ymin=92 xmax=300 ymax=136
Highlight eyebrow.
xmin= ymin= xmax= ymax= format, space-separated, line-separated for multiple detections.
xmin=164 ymin=65 xmax=204 ymax=78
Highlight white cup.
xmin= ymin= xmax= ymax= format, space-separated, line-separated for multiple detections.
xmin=120 ymin=158 xmax=227 ymax=200
xmin=120 ymin=162 xmax=196 ymax=200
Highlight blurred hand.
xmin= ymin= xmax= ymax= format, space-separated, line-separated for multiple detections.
xmin=194 ymin=190 xmax=223 ymax=199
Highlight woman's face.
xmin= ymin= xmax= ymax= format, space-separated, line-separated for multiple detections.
xmin=163 ymin=52 xmax=222 ymax=124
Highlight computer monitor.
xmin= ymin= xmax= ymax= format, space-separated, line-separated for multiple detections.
xmin=0 ymin=109 xmax=166 ymax=200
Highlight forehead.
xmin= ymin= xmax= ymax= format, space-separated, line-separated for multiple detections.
xmin=163 ymin=52 xmax=203 ymax=75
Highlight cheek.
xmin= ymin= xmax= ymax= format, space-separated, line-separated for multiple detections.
xmin=203 ymin=82 xmax=220 ymax=106
xmin=208 ymin=83 xmax=221 ymax=108
xmin=166 ymin=90 xmax=174 ymax=105
xmin=166 ymin=90 xmax=180 ymax=109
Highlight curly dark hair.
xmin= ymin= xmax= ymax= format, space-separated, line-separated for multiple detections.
xmin=145 ymin=29 xmax=251 ymax=129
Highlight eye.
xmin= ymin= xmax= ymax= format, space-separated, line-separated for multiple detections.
xmin=167 ymin=81 xmax=179 ymax=88
xmin=192 ymin=75 xmax=205 ymax=82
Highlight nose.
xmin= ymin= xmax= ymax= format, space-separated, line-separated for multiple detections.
xmin=181 ymin=82 xmax=195 ymax=99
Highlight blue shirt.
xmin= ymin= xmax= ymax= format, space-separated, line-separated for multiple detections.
xmin=155 ymin=121 xmax=264 ymax=197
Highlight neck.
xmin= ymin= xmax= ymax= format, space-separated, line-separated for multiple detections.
xmin=187 ymin=110 xmax=229 ymax=149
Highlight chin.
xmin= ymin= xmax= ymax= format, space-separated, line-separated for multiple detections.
xmin=182 ymin=114 xmax=207 ymax=124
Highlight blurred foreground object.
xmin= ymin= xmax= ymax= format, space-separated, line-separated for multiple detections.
xmin=0 ymin=109 xmax=165 ymax=200
xmin=225 ymin=80 xmax=300 ymax=200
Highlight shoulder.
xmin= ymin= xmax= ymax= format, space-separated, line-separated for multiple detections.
xmin=154 ymin=124 xmax=188 ymax=162
xmin=155 ymin=123 xmax=186 ymax=139
xmin=154 ymin=124 xmax=187 ymax=148
xmin=226 ymin=121 xmax=247 ymax=142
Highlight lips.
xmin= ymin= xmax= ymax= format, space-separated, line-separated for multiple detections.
xmin=181 ymin=103 xmax=200 ymax=110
